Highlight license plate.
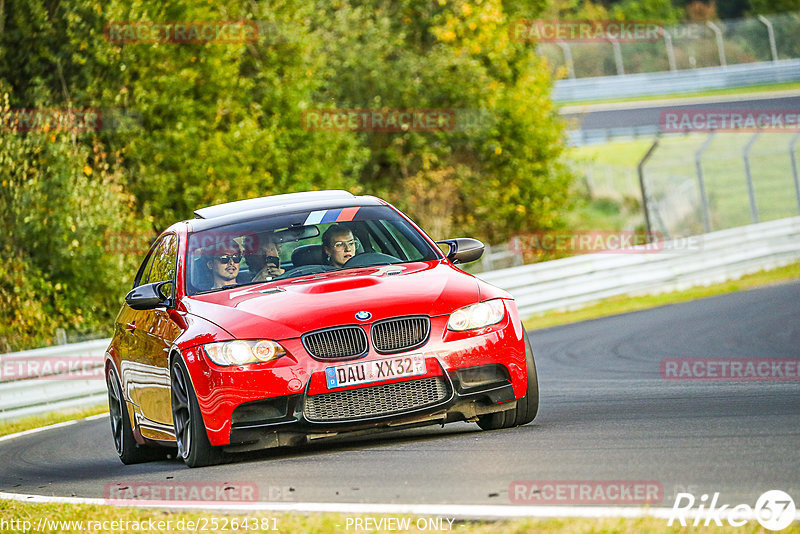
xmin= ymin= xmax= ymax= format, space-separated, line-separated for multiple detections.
xmin=325 ymin=354 xmax=426 ymax=389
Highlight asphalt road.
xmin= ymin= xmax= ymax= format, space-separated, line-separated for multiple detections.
xmin=1 ymin=282 xmax=798 ymax=508
xmin=561 ymin=92 xmax=800 ymax=131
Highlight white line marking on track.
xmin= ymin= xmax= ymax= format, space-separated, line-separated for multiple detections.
xmin=0 ymin=413 xmax=107 ymax=443
xmin=2 ymin=491 xmax=799 ymax=522
xmin=1 ymin=415 xmax=797 ymax=523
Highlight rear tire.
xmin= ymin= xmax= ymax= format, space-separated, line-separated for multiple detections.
xmin=106 ymin=366 xmax=165 ymax=464
xmin=477 ymin=329 xmax=539 ymax=430
xmin=171 ymin=357 xmax=223 ymax=468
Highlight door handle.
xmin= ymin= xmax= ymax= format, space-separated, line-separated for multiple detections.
xmin=125 ymin=322 xmax=136 ymax=332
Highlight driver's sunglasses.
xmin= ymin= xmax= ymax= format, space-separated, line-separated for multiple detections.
xmin=333 ymin=239 xmax=357 ymax=251
xmin=216 ymin=254 xmax=242 ymax=265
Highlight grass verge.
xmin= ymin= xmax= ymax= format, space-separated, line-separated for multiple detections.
xmin=2 ymin=500 xmax=797 ymax=533
xmin=569 ymin=130 xmax=800 ymax=231
xmin=0 ymin=404 xmax=108 ymax=438
xmin=525 ymin=261 xmax=800 ymax=331
xmin=570 ymin=138 xmax=654 ymax=168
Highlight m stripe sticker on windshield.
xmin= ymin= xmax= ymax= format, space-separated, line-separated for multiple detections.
xmin=304 ymin=211 xmax=326 ymax=225
xmin=336 ymin=207 xmax=360 ymax=222
xmin=304 ymin=207 xmax=360 ymax=225
xmin=320 ymin=210 xmax=342 ymax=223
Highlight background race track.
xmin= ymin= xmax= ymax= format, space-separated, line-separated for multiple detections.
xmin=0 ymin=282 xmax=798 ymax=509
xmin=560 ymin=92 xmax=800 ymax=131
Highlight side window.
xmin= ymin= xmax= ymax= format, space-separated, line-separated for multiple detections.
xmin=146 ymin=234 xmax=178 ymax=298
xmin=387 ymin=222 xmax=421 ymax=259
xmin=133 ymin=247 xmax=158 ymax=289
xmin=371 ymin=221 xmax=423 ymax=261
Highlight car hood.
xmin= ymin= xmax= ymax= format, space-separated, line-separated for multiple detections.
xmin=182 ymin=261 xmax=481 ymax=340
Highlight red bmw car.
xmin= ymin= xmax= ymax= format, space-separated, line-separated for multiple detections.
xmin=105 ymin=191 xmax=538 ymax=467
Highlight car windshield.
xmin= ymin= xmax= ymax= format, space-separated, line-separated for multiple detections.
xmin=185 ymin=205 xmax=441 ymax=295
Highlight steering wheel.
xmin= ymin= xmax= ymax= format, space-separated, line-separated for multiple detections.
xmin=274 ymin=264 xmax=338 ymax=279
xmin=342 ymin=252 xmax=401 ymax=268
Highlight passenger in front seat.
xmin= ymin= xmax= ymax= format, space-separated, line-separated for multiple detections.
xmin=204 ymin=240 xmax=242 ymax=290
xmin=322 ymin=224 xmax=359 ymax=268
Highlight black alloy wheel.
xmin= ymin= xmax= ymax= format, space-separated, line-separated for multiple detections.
xmin=170 ymin=357 xmax=222 ymax=467
xmin=106 ymin=366 xmax=165 ymax=464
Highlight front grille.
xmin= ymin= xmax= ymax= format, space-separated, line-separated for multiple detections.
xmin=304 ymin=377 xmax=449 ymax=422
xmin=371 ymin=316 xmax=430 ymax=354
xmin=302 ymin=326 xmax=368 ymax=360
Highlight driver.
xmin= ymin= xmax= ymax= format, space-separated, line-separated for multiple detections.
xmin=322 ymin=224 xmax=359 ymax=268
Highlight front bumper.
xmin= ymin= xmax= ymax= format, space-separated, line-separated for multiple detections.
xmin=181 ymin=307 xmax=527 ymax=448
xmin=226 ymin=362 xmax=517 ymax=452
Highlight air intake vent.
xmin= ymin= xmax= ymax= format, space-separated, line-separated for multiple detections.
xmin=371 ymin=316 xmax=430 ymax=354
xmin=304 ymin=377 xmax=449 ymax=422
xmin=302 ymin=326 xmax=368 ymax=360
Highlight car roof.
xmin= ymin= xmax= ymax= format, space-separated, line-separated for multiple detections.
xmin=193 ymin=190 xmax=357 ymax=219
xmin=187 ymin=191 xmax=388 ymax=232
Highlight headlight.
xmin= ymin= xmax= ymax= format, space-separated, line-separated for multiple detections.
xmin=447 ymin=299 xmax=505 ymax=331
xmin=203 ymin=340 xmax=287 ymax=366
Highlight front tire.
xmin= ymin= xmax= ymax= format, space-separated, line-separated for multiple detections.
xmin=170 ymin=357 xmax=222 ymax=467
xmin=477 ymin=329 xmax=539 ymax=430
xmin=106 ymin=366 xmax=164 ymax=464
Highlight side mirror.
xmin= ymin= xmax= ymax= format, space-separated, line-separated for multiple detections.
xmin=435 ymin=238 xmax=484 ymax=265
xmin=125 ymin=281 xmax=172 ymax=310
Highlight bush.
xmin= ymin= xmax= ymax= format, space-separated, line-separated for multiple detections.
xmin=0 ymin=93 xmax=151 ymax=350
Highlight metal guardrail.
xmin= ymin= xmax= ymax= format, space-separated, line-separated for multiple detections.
xmin=0 ymin=339 xmax=109 ymax=421
xmin=566 ymin=125 xmax=662 ymax=146
xmin=1 ymin=216 xmax=799 ymax=421
xmin=478 ymin=216 xmax=800 ymax=317
xmin=553 ymin=59 xmax=800 ymax=102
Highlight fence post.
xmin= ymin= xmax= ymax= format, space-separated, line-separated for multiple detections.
xmin=584 ymin=165 xmax=595 ymax=198
xmin=695 ymin=134 xmax=715 ymax=233
xmin=662 ymin=28 xmax=677 ymax=71
xmin=790 ymin=133 xmax=800 ymax=215
xmin=757 ymin=15 xmax=779 ymax=63
xmin=637 ymin=138 xmax=660 ymax=241
xmin=706 ymin=21 xmax=727 ymax=68
xmin=608 ymin=39 xmax=625 ymax=75
xmin=556 ymin=41 xmax=576 ymax=79
xmin=743 ymin=133 xmax=760 ymax=223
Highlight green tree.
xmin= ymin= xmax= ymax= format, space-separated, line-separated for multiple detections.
xmin=0 ymin=92 xmax=151 ymax=350
xmin=0 ymin=0 xmax=576 ymax=348
xmin=308 ymin=0 xmax=573 ymax=241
